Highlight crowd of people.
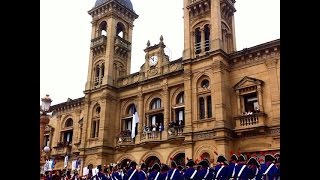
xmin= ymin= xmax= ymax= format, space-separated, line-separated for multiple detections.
xmin=41 ymin=153 xmax=280 ymax=180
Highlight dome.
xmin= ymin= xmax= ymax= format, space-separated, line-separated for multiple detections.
xmin=94 ymin=0 xmax=134 ymax=11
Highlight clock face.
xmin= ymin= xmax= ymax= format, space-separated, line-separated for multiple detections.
xmin=149 ymin=55 xmax=158 ymax=66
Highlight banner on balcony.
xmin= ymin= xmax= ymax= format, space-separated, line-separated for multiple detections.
xmin=131 ymin=104 xmax=140 ymax=138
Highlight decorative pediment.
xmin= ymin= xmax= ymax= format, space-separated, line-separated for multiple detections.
xmin=233 ymin=76 xmax=264 ymax=90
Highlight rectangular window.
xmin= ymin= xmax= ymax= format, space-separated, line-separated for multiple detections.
xmin=244 ymin=93 xmax=258 ymax=112
xmin=92 ymin=121 xmax=96 ymax=138
xmin=199 ymin=97 xmax=205 ymax=119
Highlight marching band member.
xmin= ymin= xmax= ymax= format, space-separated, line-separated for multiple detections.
xmin=198 ymin=159 xmax=214 ymax=180
xmin=247 ymin=157 xmax=262 ymax=180
xmin=167 ymin=159 xmax=183 ymax=180
xmin=227 ymin=154 xmax=238 ymax=179
xmin=183 ymin=159 xmax=199 ymax=180
xmin=260 ymin=154 xmax=278 ymax=180
xmin=214 ymin=155 xmax=229 ymax=180
xmin=234 ymin=154 xmax=249 ymax=180
xmin=138 ymin=162 xmax=148 ymax=180
xmin=126 ymin=161 xmax=139 ymax=180
xmin=148 ymin=163 xmax=161 ymax=180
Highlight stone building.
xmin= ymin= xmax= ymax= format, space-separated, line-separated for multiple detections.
xmin=42 ymin=0 xmax=280 ymax=174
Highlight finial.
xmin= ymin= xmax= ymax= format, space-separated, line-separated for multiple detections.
xmin=160 ymin=35 xmax=163 ymax=42
xmin=147 ymin=40 xmax=150 ymax=47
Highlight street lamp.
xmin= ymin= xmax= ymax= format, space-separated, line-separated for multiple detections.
xmin=40 ymin=95 xmax=52 ymax=166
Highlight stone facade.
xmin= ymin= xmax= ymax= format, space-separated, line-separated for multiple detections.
xmin=43 ymin=0 xmax=279 ymax=173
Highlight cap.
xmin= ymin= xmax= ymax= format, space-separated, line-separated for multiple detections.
xmin=186 ymin=159 xmax=196 ymax=167
xmin=238 ymin=154 xmax=247 ymax=162
xmin=275 ymin=157 xmax=280 ymax=164
xmin=217 ymin=155 xmax=227 ymax=163
xmin=264 ymin=154 xmax=276 ymax=163
xmin=198 ymin=159 xmax=209 ymax=167
xmin=151 ymin=163 xmax=161 ymax=171
xmin=274 ymin=153 xmax=280 ymax=158
xmin=97 ymin=165 xmax=102 ymax=171
xmin=247 ymin=157 xmax=260 ymax=168
xmin=230 ymin=154 xmax=238 ymax=161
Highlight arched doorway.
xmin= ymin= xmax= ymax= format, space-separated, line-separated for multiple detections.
xmin=173 ymin=153 xmax=185 ymax=166
xmin=145 ymin=156 xmax=160 ymax=169
xmin=119 ymin=158 xmax=131 ymax=169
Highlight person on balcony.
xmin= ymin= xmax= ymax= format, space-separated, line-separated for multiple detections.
xmin=159 ymin=123 xmax=164 ymax=132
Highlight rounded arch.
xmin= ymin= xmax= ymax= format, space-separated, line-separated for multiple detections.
xmin=116 ymin=21 xmax=126 ymax=38
xmin=65 ymin=118 xmax=73 ymax=127
xmin=194 ymin=143 xmax=217 ymax=164
xmin=191 ymin=19 xmax=211 ymax=30
xmin=140 ymin=151 xmax=164 ymax=165
xmin=61 ymin=115 xmax=74 ymax=129
xmin=194 ymin=74 xmax=211 ymax=89
xmin=120 ymin=100 xmax=136 ymax=116
xmin=144 ymin=93 xmax=163 ymax=111
xmin=98 ymin=20 xmax=107 ymax=36
xmin=91 ymin=102 xmax=101 ymax=118
xmin=221 ymin=20 xmax=231 ymax=32
xmin=171 ymin=87 xmax=184 ymax=105
xmin=85 ymin=155 xmax=98 ymax=168
xmin=166 ymin=148 xmax=185 ymax=164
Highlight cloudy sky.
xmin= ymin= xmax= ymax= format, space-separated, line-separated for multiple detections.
xmin=40 ymin=0 xmax=279 ymax=105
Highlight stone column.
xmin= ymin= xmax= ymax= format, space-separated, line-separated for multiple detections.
xmin=236 ymin=90 xmax=241 ymax=115
xmin=183 ymin=66 xmax=193 ymax=133
xmin=201 ymin=28 xmax=206 ymax=53
xmin=40 ymin=115 xmax=50 ymax=164
xmin=163 ymin=82 xmax=169 ymax=140
xmin=136 ymin=90 xmax=144 ymax=142
xmin=257 ymin=86 xmax=264 ymax=112
xmin=265 ymin=57 xmax=279 ymax=124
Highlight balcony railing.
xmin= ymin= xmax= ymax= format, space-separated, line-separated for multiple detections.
xmin=141 ymin=131 xmax=162 ymax=141
xmin=168 ymin=126 xmax=184 ymax=137
xmin=115 ymin=36 xmax=131 ymax=51
xmin=116 ymin=135 xmax=134 ymax=145
xmin=234 ymin=112 xmax=267 ymax=132
xmin=52 ymin=141 xmax=72 ymax=155
xmin=91 ymin=35 xmax=107 ymax=49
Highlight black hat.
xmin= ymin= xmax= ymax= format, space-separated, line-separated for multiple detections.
xmin=238 ymin=154 xmax=247 ymax=162
xmin=128 ymin=161 xmax=137 ymax=168
xmin=217 ymin=155 xmax=227 ymax=163
xmin=264 ymin=154 xmax=276 ymax=163
xmin=151 ymin=163 xmax=161 ymax=171
xmin=161 ymin=164 xmax=169 ymax=172
xmin=198 ymin=159 xmax=209 ymax=167
xmin=230 ymin=154 xmax=238 ymax=161
xmin=275 ymin=157 xmax=280 ymax=164
xmin=97 ymin=165 xmax=102 ymax=171
xmin=171 ymin=160 xmax=178 ymax=168
xmin=186 ymin=159 xmax=196 ymax=167
xmin=223 ymin=160 xmax=229 ymax=166
xmin=140 ymin=162 xmax=147 ymax=169
xmin=247 ymin=157 xmax=260 ymax=168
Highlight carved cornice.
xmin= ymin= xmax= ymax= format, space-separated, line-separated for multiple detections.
xmin=211 ymin=61 xmax=229 ymax=73
xmin=265 ymin=58 xmax=278 ymax=69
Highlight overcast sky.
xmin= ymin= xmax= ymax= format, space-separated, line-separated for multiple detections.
xmin=40 ymin=0 xmax=280 ymax=105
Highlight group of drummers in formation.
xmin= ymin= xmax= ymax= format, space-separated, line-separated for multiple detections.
xmin=71 ymin=153 xmax=280 ymax=180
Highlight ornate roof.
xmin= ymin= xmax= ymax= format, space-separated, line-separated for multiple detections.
xmin=94 ymin=0 xmax=133 ymax=11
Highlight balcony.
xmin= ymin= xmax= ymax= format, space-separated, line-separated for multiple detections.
xmin=114 ymin=36 xmax=131 ymax=57
xmin=140 ymin=131 xmax=163 ymax=148
xmin=167 ymin=125 xmax=185 ymax=144
xmin=115 ymin=130 xmax=135 ymax=150
xmin=91 ymin=35 xmax=107 ymax=55
xmin=52 ymin=141 xmax=72 ymax=155
xmin=233 ymin=112 xmax=267 ymax=136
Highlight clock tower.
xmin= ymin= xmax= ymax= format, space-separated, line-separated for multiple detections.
xmin=142 ymin=35 xmax=170 ymax=79
xmin=85 ymin=0 xmax=138 ymax=90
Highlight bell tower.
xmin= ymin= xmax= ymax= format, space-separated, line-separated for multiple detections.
xmin=85 ymin=0 xmax=138 ymax=90
xmin=182 ymin=0 xmax=236 ymax=60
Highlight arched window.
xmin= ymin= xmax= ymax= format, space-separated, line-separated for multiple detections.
xmin=176 ymin=92 xmax=184 ymax=104
xmin=172 ymin=92 xmax=185 ymax=127
xmin=198 ymin=77 xmax=213 ymax=120
xmin=204 ymin=24 xmax=210 ymax=51
xmin=94 ymin=63 xmax=104 ymax=86
xmin=65 ymin=118 xmax=73 ymax=127
xmin=99 ymin=21 xmax=107 ymax=36
xmin=116 ymin=22 xmax=125 ymax=38
xmin=151 ymin=98 xmax=161 ymax=109
xmin=195 ymin=27 xmax=201 ymax=54
xmin=91 ymin=105 xmax=100 ymax=138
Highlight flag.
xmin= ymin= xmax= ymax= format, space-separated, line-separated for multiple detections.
xmin=131 ymin=104 xmax=140 ymax=138
xmin=64 ymin=155 xmax=68 ymax=168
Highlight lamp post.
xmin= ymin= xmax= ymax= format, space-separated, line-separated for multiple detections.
xmin=40 ymin=94 xmax=52 ymax=165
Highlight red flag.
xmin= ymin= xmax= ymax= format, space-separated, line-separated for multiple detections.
xmin=237 ymin=148 xmax=241 ymax=156
xmin=229 ymin=150 xmax=234 ymax=155
xmin=260 ymin=151 xmax=264 ymax=156
xmin=253 ymin=153 xmax=257 ymax=157
xmin=246 ymin=153 xmax=251 ymax=158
